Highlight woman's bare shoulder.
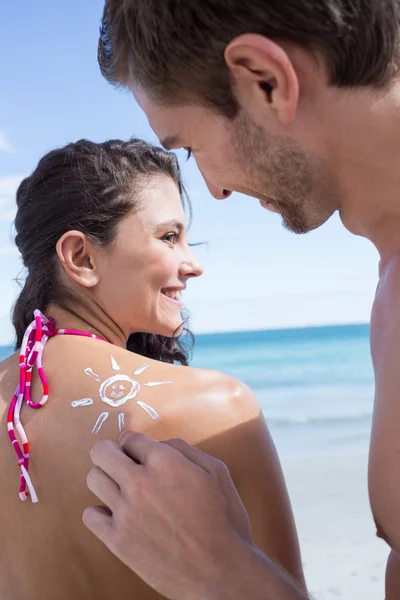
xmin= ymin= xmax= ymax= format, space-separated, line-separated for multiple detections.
xmin=152 ymin=364 xmax=262 ymax=444
xmin=1 ymin=336 xmax=262 ymax=452
xmin=0 ymin=352 xmax=20 ymax=412
xmin=48 ymin=336 xmax=256 ymax=402
xmin=77 ymin=342 xmax=262 ymax=443
xmin=110 ymin=347 xmax=262 ymax=427
xmin=0 ymin=351 xmax=19 ymax=378
xmin=185 ymin=367 xmax=260 ymax=415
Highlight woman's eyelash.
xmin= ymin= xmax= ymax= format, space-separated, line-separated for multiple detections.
xmin=163 ymin=232 xmax=179 ymax=244
xmin=185 ymin=148 xmax=192 ymax=161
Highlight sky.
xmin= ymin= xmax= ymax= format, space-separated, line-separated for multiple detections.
xmin=0 ymin=1 xmax=379 ymax=345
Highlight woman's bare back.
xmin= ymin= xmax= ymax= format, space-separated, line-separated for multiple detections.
xmin=0 ymin=335 xmax=304 ymax=599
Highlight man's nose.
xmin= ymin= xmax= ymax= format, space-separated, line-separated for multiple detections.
xmin=201 ymin=171 xmax=232 ymax=200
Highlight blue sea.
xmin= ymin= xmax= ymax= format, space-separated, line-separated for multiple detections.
xmin=191 ymin=324 xmax=373 ymax=460
xmin=0 ymin=323 xmax=373 ymax=460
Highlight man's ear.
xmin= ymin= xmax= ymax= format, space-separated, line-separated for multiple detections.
xmin=224 ymin=34 xmax=300 ymax=126
xmin=56 ymin=230 xmax=100 ymax=288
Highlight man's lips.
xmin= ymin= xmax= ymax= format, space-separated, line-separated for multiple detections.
xmin=259 ymin=198 xmax=280 ymax=213
xmin=229 ymin=185 xmax=279 ymax=213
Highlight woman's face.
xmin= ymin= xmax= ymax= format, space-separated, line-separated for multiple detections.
xmin=94 ymin=175 xmax=203 ymax=338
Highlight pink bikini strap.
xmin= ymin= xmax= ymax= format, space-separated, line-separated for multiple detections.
xmin=7 ymin=309 xmax=107 ymax=503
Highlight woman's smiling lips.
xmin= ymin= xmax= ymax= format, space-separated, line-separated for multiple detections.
xmin=161 ymin=287 xmax=184 ymax=306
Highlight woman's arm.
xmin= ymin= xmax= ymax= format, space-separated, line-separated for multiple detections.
xmin=196 ymin=378 xmax=306 ymax=590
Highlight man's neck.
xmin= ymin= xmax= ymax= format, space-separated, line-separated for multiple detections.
xmin=324 ymin=80 xmax=400 ymax=260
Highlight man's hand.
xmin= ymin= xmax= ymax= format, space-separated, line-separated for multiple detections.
xmin=83 ymin=432 xmax=308 ymax=600
xmin=83 ymin=432 xmax=252 ymax=598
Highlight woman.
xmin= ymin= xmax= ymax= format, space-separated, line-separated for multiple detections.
xmin=0 ymin=138 xmax=305 ymax=599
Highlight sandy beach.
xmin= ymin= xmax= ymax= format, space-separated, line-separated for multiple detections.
xmin=282 ymin=454 xmax=389 ymax=599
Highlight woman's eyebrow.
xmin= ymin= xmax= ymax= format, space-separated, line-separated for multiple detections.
xmin=154 ymin=219 xmax=183 ymax=233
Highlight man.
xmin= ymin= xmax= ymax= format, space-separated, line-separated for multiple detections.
xmin=83 ymin=1 xmax=400 ymax=598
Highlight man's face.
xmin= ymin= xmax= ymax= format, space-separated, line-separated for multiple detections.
xmin=131 ymin=84 xmax=341 ymax=235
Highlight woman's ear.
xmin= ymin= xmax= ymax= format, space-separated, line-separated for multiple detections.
xmin=224 ymin=34 xmax=300 ymax=127
xmin=56 ymin=231 xmax=100 ymax=288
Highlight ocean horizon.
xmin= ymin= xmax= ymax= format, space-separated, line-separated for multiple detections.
xmin=0 ymin=322 xmax=373 ymax=460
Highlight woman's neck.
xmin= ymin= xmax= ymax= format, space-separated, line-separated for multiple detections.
xmin=46 ymin=303 xmax=127 ymax=348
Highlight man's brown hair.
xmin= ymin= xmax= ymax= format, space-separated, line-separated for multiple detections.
xmin=98 ymin=0 xmax=400 ymax=117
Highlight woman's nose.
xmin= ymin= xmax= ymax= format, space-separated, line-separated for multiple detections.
xmin=180 ymin=253 xmax=204 ymax=279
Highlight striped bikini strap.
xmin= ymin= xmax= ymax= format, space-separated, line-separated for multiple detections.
xmin=7 ymin=309 xmax=106 ymax=503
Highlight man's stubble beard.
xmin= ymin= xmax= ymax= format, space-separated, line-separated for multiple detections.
xmin=231 ymin=111 xmax=339 ymax=234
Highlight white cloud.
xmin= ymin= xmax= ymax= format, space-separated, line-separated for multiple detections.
xmin=0 ymin=131 xmax=14 ymax=153
xmin=0 ymin=175 xmax=25 ymax=222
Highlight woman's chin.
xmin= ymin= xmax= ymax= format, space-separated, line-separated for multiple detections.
xmin=153 ymin=320 xmax=183 ymax=338
xmin=172 ymin=322 xmax=184 ymax=338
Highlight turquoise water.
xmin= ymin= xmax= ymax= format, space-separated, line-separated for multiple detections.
xmin=0 ymin=323 xmax=373 ymax=459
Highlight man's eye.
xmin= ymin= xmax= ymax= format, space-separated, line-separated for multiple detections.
xmin=163 ymin=232 xmax=178 ymax=244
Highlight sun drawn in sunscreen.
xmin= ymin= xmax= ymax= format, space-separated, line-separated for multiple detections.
xmin=72 ymin=357 xmax=171 ymax=433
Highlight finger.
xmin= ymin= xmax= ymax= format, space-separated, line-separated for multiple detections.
xmin=163 ymin=438 xmax=222 ymax=477
xmin=87 ymin=466 xmax=120 ymax=509
xmin=82 ymin=505 xmax=114 ymax=543
xmin=163 ymin=438 xmax=249 ymax=535
xmin=90 ymin=440 xmax=141 ymax=488
xmin=119 ymin=430 xmax=162 ymax=466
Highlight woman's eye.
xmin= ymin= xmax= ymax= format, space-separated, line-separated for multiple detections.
xmin=163 ymin=232 xmax=178 ymax=244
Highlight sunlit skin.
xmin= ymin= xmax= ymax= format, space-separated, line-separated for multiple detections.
xmin=83 ymin=35 xmax=400 ymax=600
xmin=0 ymin=172 xmax=305 ymax=599
xmin=129 ymin=39 xmax=400 ymax=600
xmin=130 ymin=37 xmax=400 ymax=250
xmin=54 ymin=176 xmax=202 ymax=342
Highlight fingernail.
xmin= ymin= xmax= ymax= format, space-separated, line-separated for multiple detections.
xmin=119 ymin=430 xmax=131 ymax=444
xmin=119 ymin=430 xmax=127 ymax=443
